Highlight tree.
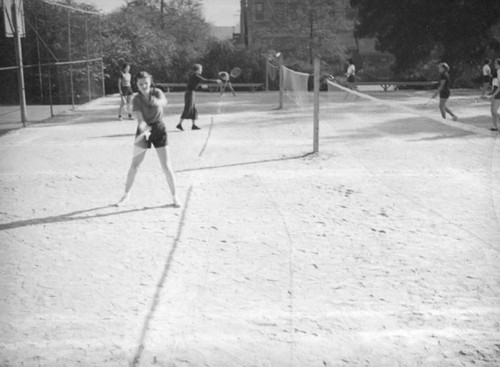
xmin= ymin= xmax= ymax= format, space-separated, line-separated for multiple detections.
xmin=351 ymin=0 xmax=500 ymax=78
xmin=101 ymin=0 xmax=212 ymax=92
xmin=250 ymin=0 xmax=354 ymax=67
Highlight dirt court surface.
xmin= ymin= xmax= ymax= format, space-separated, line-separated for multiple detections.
xmin=1 ymin=90 xmax=499 ymax=366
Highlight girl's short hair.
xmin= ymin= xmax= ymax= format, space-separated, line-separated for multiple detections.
xmin=439 ymin=62 xmax=449 ymax=71
xmin=192 ymin=64 xmax=202 ymax=72
xmin=121 ymin=63 xmax=130 ymax=71
xmin=135 ymin=71 xmax=152 ymax=81
xmin=484 ymin=59 xmax=491 ymax=64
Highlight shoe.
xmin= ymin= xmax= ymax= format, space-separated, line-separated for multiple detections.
xmin=192 ymin=124 xmax=200 ymax=130
xmin=490 ymin=128 xmax=498 ymax=131
xmin=128 ymin=114 xmax=133 ymax=120
xmin=176 ymin=123 xmax=184 ymax=131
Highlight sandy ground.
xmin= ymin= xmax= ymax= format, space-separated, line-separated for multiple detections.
xmin=0 ymin=90 xmax=499 ymax=366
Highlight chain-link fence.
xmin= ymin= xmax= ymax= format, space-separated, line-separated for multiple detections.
xmin=0 ymin=0 xmax=104 ymax=112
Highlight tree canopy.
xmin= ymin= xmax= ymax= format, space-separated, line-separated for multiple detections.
xmin=351 ymin=0 xmax=500 ymax=76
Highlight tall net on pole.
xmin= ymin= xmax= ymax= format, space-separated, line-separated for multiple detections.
xmin=282 ymin=66 xmax=310 ymax=107
xmin=0 ymin=0 xmax=104 ymax=108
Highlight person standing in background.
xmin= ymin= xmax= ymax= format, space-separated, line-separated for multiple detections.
xmin=431 ymin=62 xmax=458 ymax=121
xmin=490 ymin=58 xmax=500 ymax=132
xmin=176 ymin=64 xmax=221 ymax=131
xmin=480 ymin=59 xmax=492 ymax=99
xmin=118 ymin=63 xmax=133 ymax=120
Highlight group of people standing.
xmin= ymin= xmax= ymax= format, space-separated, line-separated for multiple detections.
xmin=115 ymin=63 xmax=223 ymax=208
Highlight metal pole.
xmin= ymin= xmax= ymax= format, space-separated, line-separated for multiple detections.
xmin=48 ymin=66 xmax=54 ymax=116
xmin=68 ymin=9 xmax=75 ymax=108
xmin=98 ymin=15 xmax=105 ymax=97
xmin=313 ymin=56 xmax=320 ymax=153
xmin=35 ymin=14 xmax=43 ymax=103
xmin=12 ymin=0 xmax=27 ymax=125
xmin=85 ymin=18 xmax=92 ymax=102
xmin=265 ymin=60 xmax=269 ymax=92
xmin=278 ymin=54 xmax=283 ymax=110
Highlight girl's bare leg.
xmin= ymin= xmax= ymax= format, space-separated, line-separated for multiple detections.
xmin=116 ymin=146 xmax=147 ymax=206
xmin=126 ymin=95 xmax=132 ymax=118
xmin=155 ymin=146 xmax=180 ymax=207
xmin=118 ymin=95 xmax=126 ymax=119
xmin=492 ymin=100 xmax=500 ymax=130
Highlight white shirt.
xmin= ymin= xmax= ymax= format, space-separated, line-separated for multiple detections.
xmin=483 ymin=64 xmax=491 ymax=76
xmin=347 ymin=64 xmax=355 ymax=76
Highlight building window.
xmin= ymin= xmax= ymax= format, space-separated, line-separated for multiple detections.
xmin=255 ymin=1 xmax=264 ymax=21
xmin=274 ymin=2 xmax=285 ymax=23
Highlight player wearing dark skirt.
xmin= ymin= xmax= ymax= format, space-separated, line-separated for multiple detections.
xmin=431 ymin=62 xmax=458 ymax=121
xmin=116 ymin=71 xmax=179 ymax=207
xmin=176 ymin=64 xmax=221 ymax=131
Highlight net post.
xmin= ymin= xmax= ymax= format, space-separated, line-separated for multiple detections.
xmin=313 ymin=56 xmax=320 ymax=153
xmin=278 ymin=54 xmax=283 ymax=109
xmin=11 ymin=0 xmax=28 ymax=125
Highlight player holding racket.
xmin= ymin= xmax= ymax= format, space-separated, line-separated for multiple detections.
xmin=218 ymin=71 xmax=236 ymax=97
xmin=430 ymin=62 xmax=458 ymax=121
xmin=176 ymin=64 xmax=221 ymax=131
xmin=116 ymin=71 xmax=179 ymax=207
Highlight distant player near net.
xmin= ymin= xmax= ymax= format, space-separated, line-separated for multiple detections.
xmin=118 ymin=63 xmax=133 ymax=120
xmin=218 ymin=71 xmax=236 ymax=97
xmin=345 ymin=58 xmax=358 ymax=99
xmin=430 ymin=62 xmax=458 ymax=121
xmin=480 ymin=58 xmax=492 ymax=99
xmin=490 ymin=58 xmax=500 ymax=132
xmin=176 ymin=64 xmax=221 ymax=131
xmin=116 ymin=71 xmax=179 ymax=208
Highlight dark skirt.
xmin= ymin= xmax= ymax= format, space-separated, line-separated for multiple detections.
xmin=181 ymin=91 xmax=198 ymax=120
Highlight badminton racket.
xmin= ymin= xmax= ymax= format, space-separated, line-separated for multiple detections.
xmin=230 ymin=67 xmax=241 ymax=78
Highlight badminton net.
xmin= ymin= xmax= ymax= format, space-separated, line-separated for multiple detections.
xmin=282 ymin=66 xmax=310 ymax=107
xmin=325 ymin=79 xmax=486 ymax=135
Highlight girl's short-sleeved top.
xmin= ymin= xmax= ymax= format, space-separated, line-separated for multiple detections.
xmin=132 ymin=88 xmax=165 ymax=125
xmin=440 ymin=71 xmax=451 ymax=95
xmin=121 ymin=72 xmax=132 ymax=87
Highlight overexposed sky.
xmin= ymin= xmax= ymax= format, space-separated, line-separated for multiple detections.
xmin=80 ymin=0 xmax=239 ymax=27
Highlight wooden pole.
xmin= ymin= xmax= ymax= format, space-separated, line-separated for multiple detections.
xmin=313 ymin=56 xmax=320 ymax=153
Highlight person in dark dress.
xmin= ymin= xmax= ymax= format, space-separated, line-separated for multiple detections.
xmin=176 ymin=64 xmax=221 ymax=131
xmin=431 ymin=62 xmax=458 ymax=121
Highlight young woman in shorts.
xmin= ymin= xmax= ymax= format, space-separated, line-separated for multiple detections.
xmin=118 ymin=63 xmax=133 ymax=120
xmin=481 ymin=59 xmax=492 ymax=99
xmin=431 ymin=62 xmax=458 ymax=121
xmin=116 ymin=71 xmax=179 ymax=207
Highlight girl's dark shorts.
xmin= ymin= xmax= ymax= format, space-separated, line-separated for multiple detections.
xmin=483 ymin=75 xmax=492 ymax=84
xmin=347 ymin=75 xmax=356 ymax=83
xmin=121 ymin=86 xmax=133 ymax=96
xmin=440 ymin=90 xmax=450 ymax=99
xmin=135 ymin=121 xmax=167 ymax=149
